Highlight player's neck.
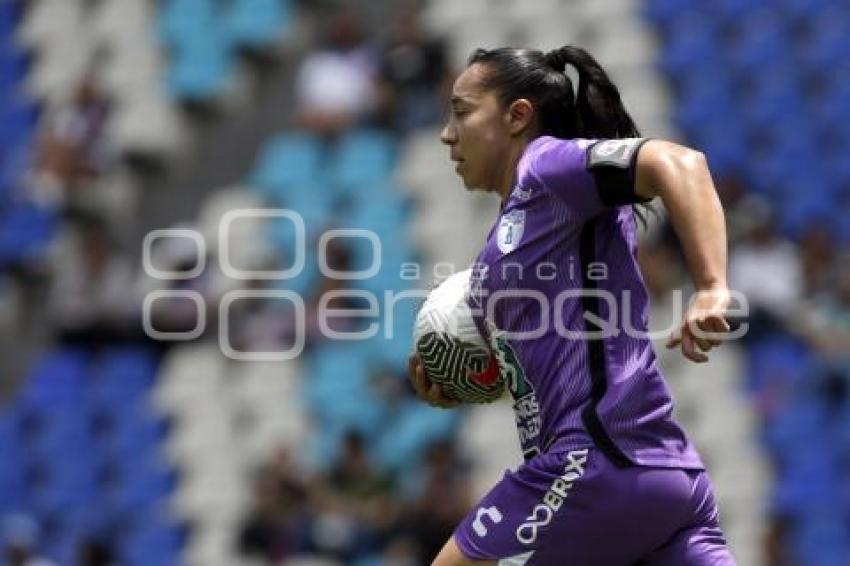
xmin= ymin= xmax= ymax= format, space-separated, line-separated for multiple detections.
xmin=495 ymin=138 xmax=533 ymax=200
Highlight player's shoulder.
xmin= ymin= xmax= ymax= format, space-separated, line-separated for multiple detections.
xmin=519 ymin=136 xmax=594 ymax=184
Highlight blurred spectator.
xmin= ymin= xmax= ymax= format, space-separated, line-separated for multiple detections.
xmin=375 ymin=4 xmax=451 ymax=133
xmin=75 ymin=538 xmax=115 ymax=566
xmin=798 ymin=260 xmax=850 ymax=363
xmin=226 ymin=277 xmax=299 ymax=354
xmin=47 ymin=216 xmax=140 ymax=344
xmin=729 ymin=198 xmax=803 ymax=341
xmin=238 ymin=446 xmax=311 ymax=561
xmin=410 ymin=440 xmax=472 ymax=563
xmin=1 ymin=514 xmax=54 ymax=566
xmin=293 ymin=10 xmax=378 ymax=136
xmin=34 ymin=73 xmax=112 ymax=206
xmin=798 ymin=221 xmax=837 ymax=297
xmin=309 ymin=431 xmax=397 ymax=562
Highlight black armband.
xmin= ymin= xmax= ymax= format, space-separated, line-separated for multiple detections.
xmin=586 ymin=138 xmax=652 ymax=206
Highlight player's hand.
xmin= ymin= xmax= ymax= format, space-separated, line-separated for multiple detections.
xmin=666 ymin=288 xmax=731 ymax=363
xmin=408 ymin=354 xmax=461 ymax=409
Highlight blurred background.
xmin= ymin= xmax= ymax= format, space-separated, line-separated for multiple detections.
xmin=0 ymin=0 xmax=847 ymax=564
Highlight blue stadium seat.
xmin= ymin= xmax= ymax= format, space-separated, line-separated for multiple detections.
xmin=26 ymin=458 xmax=99 ymax=519
xmin=250 ymin=132 xmax=325 ymax=195
xmin=644 ymin=0 xmax=702 ymax=28
xmin=797 ymin=10 xmax=850 ymax=73
xmin=0 ymin=94 xmax=39 ymax=149
xmin=18 ymin=348 xmax=89 ymax=411
xmin=167 ymin=35 xmax=234 ymax=101
xmin=739 ymin=73 xmax=804 ymax=131
xmin=329 ymin=130 xmax=396 ymax=196
xmin=0 ymin=44 xmax=27 ymax=90
xmin=0 ymin=413 xmax=25 ymax=512
xmin=689 ymin=120 xmax=748 ymax=177
xmin=779 ymin=0 xmax=841 ymax=21
xmin=88 ymin=347 xmax=158 ymax=408
xmin=727 ymin=10 xmax=788 ymax=73
xmin=159 ymin=0 xmax=219 ymax=49
xmin=374 ymin=402 xmax=458 ymax=473
xmin=658 ymin=14 xmax=718 ymax=77
xmin=0 ymin=0 xmax=21 ymax=38
xmin=0 ymin=201 xmax=56 ymax=269
xmin=102 ymin=451 xmax=174 ymax=518
xmin=224 ymin=0 xmax=290 ymax=49
xmin=672 ymin=69 xmax=734 ymax=133
xmin=745 ymin=336 xmax=812 ymax=395
xmin=95 ymin=401 xmax=167 ymax=461
xmin=120 ymin=521 xmax=184 ymax=566
xmin=709 ymin=0 xmax=773 ymax=21
xmin=790 ymin=513 xmax=850 ymax=566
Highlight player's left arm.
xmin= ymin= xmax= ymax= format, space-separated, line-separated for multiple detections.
xmin=634 ymin=140 xmax=731 ymax=363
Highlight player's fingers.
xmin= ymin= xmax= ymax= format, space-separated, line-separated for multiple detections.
xmin=708 ymin=315 xmax=731 ymax=336
xmin=428 ymin=382 xmax=458 ymax=408
xmin=666 ymin=326 xmax=682 ymax=349
xmin=691 ymin=327 xmax=713 ymax=352
xmin=410 ymin=362 xmax=432 ymax=398
xmin=681 ymin=332 xmax=708 ymax=363
xmin=694 ymin=316 xmax=727 ymax=347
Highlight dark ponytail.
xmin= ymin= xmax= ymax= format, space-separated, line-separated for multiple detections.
xmin=468 ymin=45 xmax=653 ymax=225
xmin=542 ymin=46 xmax=640 ymax=139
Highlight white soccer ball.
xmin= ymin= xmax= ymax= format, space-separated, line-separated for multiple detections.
xmin=413 ymin=269 xmax=504 ymax=403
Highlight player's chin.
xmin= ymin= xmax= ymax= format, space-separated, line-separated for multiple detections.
xmin=459 ymin=173 xmax=481 ymax=192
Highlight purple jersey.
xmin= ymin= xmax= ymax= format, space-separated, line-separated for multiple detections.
xmin=468 ymin=135 xmax=703 ymax=469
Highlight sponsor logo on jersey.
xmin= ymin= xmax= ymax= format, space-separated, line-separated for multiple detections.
xmin=472 ymin=506 xmax=503 ymax=537
xmin=515 ymin=449 xmax=589 ymax=545
xmin=486 ymin=321 xmax=541 ymax=459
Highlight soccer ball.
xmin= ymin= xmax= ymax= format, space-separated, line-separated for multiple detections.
xmin=413 ymin=269 xmax=504 ymax=403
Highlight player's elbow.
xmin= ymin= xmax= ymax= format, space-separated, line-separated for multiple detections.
xmin=638 ymin=142 xmax=709 ymax=199
xmin=636 ymin=141 xmax=704 ymax=198
xmin=677 ymin=148 xmax=708 ymax=176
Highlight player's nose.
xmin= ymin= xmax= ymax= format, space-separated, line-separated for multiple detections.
xmin=440 ymin=122 xmax=457 ymax=146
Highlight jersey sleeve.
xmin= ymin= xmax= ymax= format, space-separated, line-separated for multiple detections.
xmin=528 ymin=137 xmax=652 ymax=220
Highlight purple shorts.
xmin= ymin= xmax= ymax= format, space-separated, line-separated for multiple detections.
xmin=453 ymin=448 xmax=735 ymax=565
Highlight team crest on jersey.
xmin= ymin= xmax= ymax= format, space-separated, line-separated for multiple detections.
xmin=497 ymin=210 xmax=526 ymax=255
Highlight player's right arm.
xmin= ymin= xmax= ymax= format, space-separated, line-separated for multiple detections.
xmin=634 ymin=140 xmax=731 ymax=363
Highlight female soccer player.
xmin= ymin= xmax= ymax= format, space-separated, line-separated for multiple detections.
xmin=409 ymin=46 xmax=736 ymax=565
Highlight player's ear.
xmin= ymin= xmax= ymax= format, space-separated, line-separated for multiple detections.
xmin=505 ymin=98 xmax=534 ymax=136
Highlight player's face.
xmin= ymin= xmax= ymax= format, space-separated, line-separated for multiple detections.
xmin=440 ymin=64 xmax=514 ymax=192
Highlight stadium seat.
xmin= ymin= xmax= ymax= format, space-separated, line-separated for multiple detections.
xmin=374 ymin=401 xmax=458 ymax=473
xmin=120 ymin=521 xmax=184 ymax=566
xmin=166 ymin=35 xmax=234 ymax=102
xmin=329 ymin=129 xmax=396 ymax=195
xmin=725 ymin=9 xmax=788 ymax=73
xmin=17 ymin=347 xmax=89 ymax=411
xmin=658 ymin=13 xmax=718 ymax=77
xmin=250 ymin=132 xmax=325 ymax=197
xmin=224 ymin=0 xmax=290 ymax=49
xmin=0 ymin=42 xmax=27 ymax=90
xmin=159 ymin=0 xmax=218 ymax=50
